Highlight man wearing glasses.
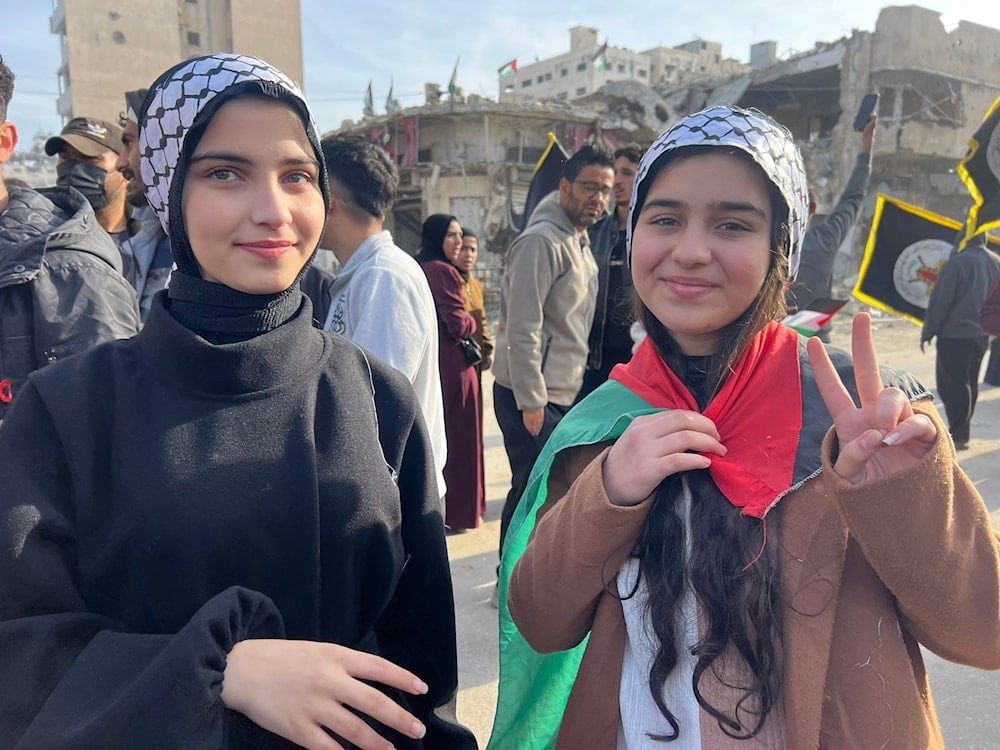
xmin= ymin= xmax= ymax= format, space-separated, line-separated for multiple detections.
xmin=493 ymin=144 xmax=615 ymax=557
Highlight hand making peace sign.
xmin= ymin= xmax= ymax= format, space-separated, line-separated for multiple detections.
xmin=807 ymin=313 xmax=938 ymax=486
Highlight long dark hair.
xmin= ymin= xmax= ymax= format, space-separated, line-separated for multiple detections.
xmin=629 ymin=145 xmax=790 ymax=741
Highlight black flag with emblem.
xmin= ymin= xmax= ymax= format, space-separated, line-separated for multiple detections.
xmin=853 ymin=194 xmax=960 ymax=325
xmin=957 ymin=95 xmax=1000 ymax=248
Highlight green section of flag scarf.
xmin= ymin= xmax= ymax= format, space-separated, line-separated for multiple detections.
xmin=487 ymin=379 xmax=659 ymax=750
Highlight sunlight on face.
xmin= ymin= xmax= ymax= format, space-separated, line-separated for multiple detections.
xmin=116 ymin=120 xmax=144 ymax=201
xmin=457 ymin=235 xmax=478 ymax=273
xmin=443 ymin=219 xmax=463 ymax=262
xmin=630 ymin=151 xmax=775 ymax=355
xmin=181 ymin=97 xmax=326 ymax=294
xmin=560 ymin=164 xmax=614 ymax=230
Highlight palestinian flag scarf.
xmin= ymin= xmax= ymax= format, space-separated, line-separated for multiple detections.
xmin=612 ymin=320 xmax=801 ymax=519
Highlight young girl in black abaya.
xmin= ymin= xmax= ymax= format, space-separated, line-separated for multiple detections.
xmin=0 ymin=54 xmax=475 ymax=750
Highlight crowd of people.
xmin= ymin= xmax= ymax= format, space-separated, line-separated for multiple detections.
xmin=1 ymin=48 xmax=998 ymax=750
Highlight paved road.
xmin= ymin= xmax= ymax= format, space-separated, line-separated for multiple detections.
xmin=449 ymin=314 xmax=1000 ymax=748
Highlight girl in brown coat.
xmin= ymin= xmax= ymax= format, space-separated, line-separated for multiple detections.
xmin=492 ymin=106 xmax=1000 ymax=749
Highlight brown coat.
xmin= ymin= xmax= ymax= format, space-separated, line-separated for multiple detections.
xmin=509 ymin=403 xmax=1000 ymax=749
xmin=462 ymin=273 xmax=494 ymax=365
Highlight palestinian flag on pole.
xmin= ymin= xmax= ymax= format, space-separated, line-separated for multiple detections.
xmin=852 ymin=194 xmax=959 ymax=325
xmin=782 ymin=298 xmax=849 ymax=337
xmin=363 ymin=80 xmax=374 ymax=117
xmin=521 ymin=131 xmax=569 ymax=229
xmin=448 ymin=57 xmax=460 ymax=96
xmin=591 ymin=42 xmax=610 ymax=71
xmin=957 ymin=94 xmax=1000 ymax=249
xmin=385 ymin=78 xmax=401 ymax=113
xmin=497 ymin=59 xmax=517 ymax=78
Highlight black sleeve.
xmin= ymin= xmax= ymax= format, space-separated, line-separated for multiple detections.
xmin=0 ymin=383 xmax=286 ymax=749
xmin=788 ymin=154 xmax=871 ymax=309
xmin=370 ymin=367 xmax=479 ymax=749
xmin=32 ymin=253 xmax=142 ymax=365
xmin=921 ymin=256 xmax=960 ymax=340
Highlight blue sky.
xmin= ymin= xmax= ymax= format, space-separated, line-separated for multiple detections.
xmin=4 ymin=1 xmax=1000 ymax=149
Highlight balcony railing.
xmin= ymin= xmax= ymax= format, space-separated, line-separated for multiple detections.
xmin=57 ymin=87 xmax=72 ymax=119
xmin=50 ymin=0 xmax=66 ymax=34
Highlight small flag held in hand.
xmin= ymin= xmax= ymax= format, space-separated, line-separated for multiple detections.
xmin=783 ymin=298 xmax=849 ymax=337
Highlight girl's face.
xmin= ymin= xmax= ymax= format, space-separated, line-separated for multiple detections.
xmin=442 ymin=220 xmax=463 ymax=262
xmin=631 ymin=151 xmax=774 ymax=356
xmin=457 ymin=236 xmax=478 ymax=272
xmin=181 ymin=97 xmax=325 ymax=295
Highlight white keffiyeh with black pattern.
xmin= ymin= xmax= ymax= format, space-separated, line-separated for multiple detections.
xmin=627 ymin=105 xmax=811 ymax=281
xmin=138 ymin=53 xmax=312 ymax=240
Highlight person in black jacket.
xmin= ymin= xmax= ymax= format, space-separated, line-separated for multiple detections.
xmin=784 ymin=113 xmax=877 ymax=341
xmin=577 ymin=143 xmax=643 ymax=401
xmin=920 ymin=234 xmax=1000 ymax=449
xmin=0 ymin=53 xmax=476 ymax=750
xmin=0 ymin=54 xmax=140 ymax=421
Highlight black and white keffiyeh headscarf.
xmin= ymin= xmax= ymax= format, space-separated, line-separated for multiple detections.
xmin=627 ymin=105 xmax=810 ymax=280
xmin=139 ymin=53 xmax=330 ymax=336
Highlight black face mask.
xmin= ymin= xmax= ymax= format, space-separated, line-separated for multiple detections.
xmin=56 ymin=160 xmax=111 ymax=211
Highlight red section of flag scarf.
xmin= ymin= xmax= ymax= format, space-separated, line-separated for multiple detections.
xmin=610 ymin=321 xmax=803 ymax=518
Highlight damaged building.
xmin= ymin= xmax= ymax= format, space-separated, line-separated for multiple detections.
xmin=329 ymin=5 xmax=1000 ymax=300
xmin=327 ymin=96 xmax=618 ymax=291
xmin=683 ymin=4 xmax=1000 ymax=295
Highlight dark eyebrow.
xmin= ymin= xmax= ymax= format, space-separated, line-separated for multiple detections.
xmin=189 ymin=151 xmax=253 ymax=166
xmin=717 ymin=200 xmax=767 ymax=218
xmin=640 ymin=197 xmax=767 ymax=219
xmin=188 ymin=152 xmax=319 ymax=168
xmin=639 ymin=198 xmax=682 ymax=213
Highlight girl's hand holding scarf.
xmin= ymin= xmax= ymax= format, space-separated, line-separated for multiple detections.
xmin=807 ymin=313 xmax=937 ymax=486
xmin=603 ymin=410 xmax=727 ymax=506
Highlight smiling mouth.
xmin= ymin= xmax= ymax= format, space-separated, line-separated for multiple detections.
xmin=665 ymin=278 xmax=715 ymax=296
xmin=237 ymin=242 xmax=295 ymax=260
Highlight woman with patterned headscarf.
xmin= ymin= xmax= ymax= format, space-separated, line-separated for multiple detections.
xmin=489 ymin=105 xmax=1000 ymax=749
xmin=0 ymin=54 xmax=475 ymax=750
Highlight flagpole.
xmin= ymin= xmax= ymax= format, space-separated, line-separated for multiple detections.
xmin=363 ymin=79 xmax=374 ymax=117
xmin=448 ymin=56 xmax=460 ymax=99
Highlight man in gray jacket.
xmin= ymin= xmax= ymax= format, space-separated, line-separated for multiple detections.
xmin=0 ymin=55 xmax=140 ymax=420
xmin=493 ymin=144 xmax=614 ymax=549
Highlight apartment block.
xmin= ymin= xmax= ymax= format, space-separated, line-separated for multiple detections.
xmin=50 ymin=0 xmax=303 ymax=125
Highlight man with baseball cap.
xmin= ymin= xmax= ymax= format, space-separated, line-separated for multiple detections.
xmin=45 ymin=116 xmax=138 ymax=263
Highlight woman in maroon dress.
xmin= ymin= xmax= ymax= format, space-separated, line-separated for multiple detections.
xmin=418 ymin=214 xmax=486 ymax=530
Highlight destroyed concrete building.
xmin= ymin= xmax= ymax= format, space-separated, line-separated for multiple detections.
xmin=326 ymin=96 xmax=618 ymax=292
xmin=499 ymin=25 xmax=750 ymax=103
xmin=329 ymin=5 xmax=1000 ymax=299
xmin=677 ymin=5 xmax=1000 ymax=294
